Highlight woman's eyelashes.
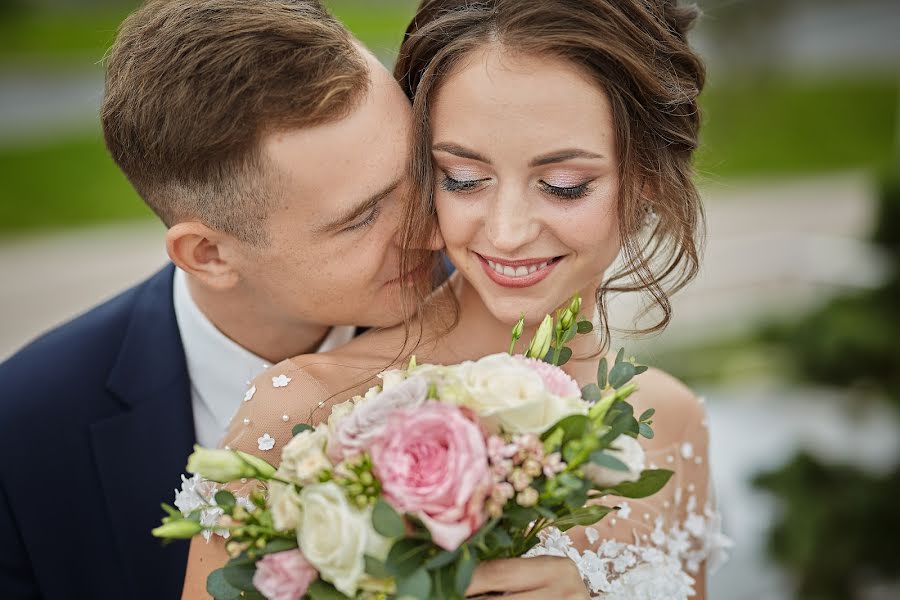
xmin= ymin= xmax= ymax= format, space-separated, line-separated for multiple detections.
xmin=440 ymin=171 xmax=594 ymax=200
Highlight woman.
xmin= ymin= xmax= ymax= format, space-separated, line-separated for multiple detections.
xmin=185 ymin=0 xmax=728 ymax=597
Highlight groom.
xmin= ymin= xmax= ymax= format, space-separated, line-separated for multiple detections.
xmin=0 ymin=1 xmax=424 ymax=598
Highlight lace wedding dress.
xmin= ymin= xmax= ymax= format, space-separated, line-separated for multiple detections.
xmin=205 ymin=359 xmax=731 ymax=599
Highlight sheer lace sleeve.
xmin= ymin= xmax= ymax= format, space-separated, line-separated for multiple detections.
xmin=525 ymin=371 xmax=732 ymax=599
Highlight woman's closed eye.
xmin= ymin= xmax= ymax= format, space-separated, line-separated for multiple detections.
xmin=539 ymin=179 xmax=594 ymax=200
xmin=440 ymin=174 xmax=489 ymax=193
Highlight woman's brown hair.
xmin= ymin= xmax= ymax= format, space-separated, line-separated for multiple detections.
xmin=395 ymin=0 xmax=706 ymax=348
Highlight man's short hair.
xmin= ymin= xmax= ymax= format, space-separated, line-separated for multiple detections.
xmin=102 ymin=0 xmax=369 ymax=244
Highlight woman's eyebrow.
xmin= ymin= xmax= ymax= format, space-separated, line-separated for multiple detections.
xmin=432 ymin=142 xmax=490 ymax=164
xmin=529 ymin=149 xmax=605 ymax=167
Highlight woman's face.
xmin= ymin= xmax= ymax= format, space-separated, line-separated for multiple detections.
xmin=431 ymin=44 xmax=622 ymax=325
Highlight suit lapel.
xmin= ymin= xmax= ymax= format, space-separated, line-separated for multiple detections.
xmin=91 ymin=265 xmax=196 ymax=597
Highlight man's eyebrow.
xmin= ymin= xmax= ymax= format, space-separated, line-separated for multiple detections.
xmin=317 ymin=177 xmax=402 ymax=234
xmin=432 ymin=142 xmax=491 ymax=164
xmin=529 ymin=149 xmax=605 ymax=167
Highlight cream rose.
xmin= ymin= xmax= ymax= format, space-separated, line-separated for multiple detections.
xmin=297 ymin=482 xmax=389 ymax=597
xmin=267 ymin=480 xmax=302 ymax=531
xmin=278 ymin=428 xmax=331 ymax=486
xmin=455 ymin=353 xmax=587 ymax=434
xmin=584 ymin=434 xmax=646 ymax=488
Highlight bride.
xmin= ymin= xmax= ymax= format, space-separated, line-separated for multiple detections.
xmin=184 ymin=0 xmax=729 ymax=597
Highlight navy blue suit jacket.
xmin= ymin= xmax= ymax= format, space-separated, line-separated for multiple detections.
xmin=0 ymin=265 xmax=195 ymax=599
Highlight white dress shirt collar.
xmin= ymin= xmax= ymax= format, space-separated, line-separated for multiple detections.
xmin=173 ymin=268 xmax=354 ymax=447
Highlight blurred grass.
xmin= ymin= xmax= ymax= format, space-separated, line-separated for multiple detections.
xmin=0 ymin=8 xmax=129 ymax=60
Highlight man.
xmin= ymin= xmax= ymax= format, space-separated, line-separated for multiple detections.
xmin=0 ymin=1 xmax=422 ymax=598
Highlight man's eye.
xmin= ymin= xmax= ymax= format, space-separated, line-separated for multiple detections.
xmin=345 ymin=204 xmax=382 ymax=232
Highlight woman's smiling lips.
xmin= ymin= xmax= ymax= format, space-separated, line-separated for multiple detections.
xmin=475 ymin=252 xmax=562 ymax=288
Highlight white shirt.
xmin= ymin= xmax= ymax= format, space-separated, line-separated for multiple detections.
xmin=172 ymin=268 xmax=355 ymax=447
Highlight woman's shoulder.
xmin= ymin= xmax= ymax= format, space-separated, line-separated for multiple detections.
xmin=626 ymin=366 xmax=707 ymax=450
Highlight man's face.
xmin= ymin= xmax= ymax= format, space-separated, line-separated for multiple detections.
xmin=230 ymin=51 xmax=415 ymax=328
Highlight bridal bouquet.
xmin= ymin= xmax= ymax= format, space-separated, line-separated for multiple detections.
xmin=154 ymin=296 xmax=672 ymax=600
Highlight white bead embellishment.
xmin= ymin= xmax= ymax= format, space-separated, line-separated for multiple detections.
xmin=687 ymin=483 xmax=696 ymax=492
xmin=680 ymin=442 xmax=694 ymax=460
xmin=610 ymin=518 xmax=618 ymax=526
xmin=281 ymin=414 xmax=290 ymax=422
xmin=244 ymin=385 xmax=256 ymax=402
xmin=694 ymin=456 xmax=704 ymax=465
xmin=257 ymin=433 xmax=276 ymax=451
xmin=242 ymin=418 xmax=251 ymax=426
xmin=224 ymin=445 xmax=231 ymax=451
xmin=666 ymin=455 xmax=675 ymax=464
xmin=272 ymin=375 xmax=292 ymax=388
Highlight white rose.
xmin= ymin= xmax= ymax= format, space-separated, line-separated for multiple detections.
xmin=267 ymin=480 xmax=302 ymax=531
xmin=298 ymin=482 xmax=389 ymax=597
xmin=584 ymin=434 xmax=646 ymax=488
xmin=455 ymin=353 xmax=586 ymax=434
xmin=378 ymin=369 xmax=407 ymax=390
xmin=279 ymin=428 xmax=331 ymax=486
xmin=326 ymin=400 xmax=355 ymax=438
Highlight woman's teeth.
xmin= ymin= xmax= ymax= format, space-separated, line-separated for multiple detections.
xmin=485 ymin=259 xmax=551 ymax=278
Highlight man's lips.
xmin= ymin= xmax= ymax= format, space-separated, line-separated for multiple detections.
xmin=475 ymin=252 xmax=563 ymax=288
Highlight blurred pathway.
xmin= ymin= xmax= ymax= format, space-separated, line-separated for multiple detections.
xmin=0 ymin=170 xmax=882 ymax=360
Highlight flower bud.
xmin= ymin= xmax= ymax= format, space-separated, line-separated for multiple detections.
xmin=186 ymin=445 xmax=276 ymax=483
xmin=152 ymin=519 xmax=204 ymax=539
xmin=516 ymin=488 xmax=539 ymax=508
xmin=527 ymin=315 xmax=553 ymax=360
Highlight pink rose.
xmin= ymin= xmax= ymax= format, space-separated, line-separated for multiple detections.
xmin=327 ymin=376 xmax=428 ymax=462
xmin=371 ymin=402 xmax=490 ymax=550
xmin=252 ymin=549 xmax=318 ymax=600
xmin=513 ymin=356 xmax=581 ymax=398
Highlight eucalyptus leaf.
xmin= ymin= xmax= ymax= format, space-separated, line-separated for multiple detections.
xmin=639 ymin=408 xmax=656 ymax=422
xmin=396 ymin=567 xmax=431 ymax=600
xmin=206 ymin=569 xmax=242 ymax=600
xmin=577 ymin=320 xmax=594 ymax=334
xmin=561 ymin=326 xmax=577 ymax=343
xmin=373 ymin=498 xmax=406 ymax=538
xmin=589 ymin=450 xmax=630 ymax=472
xmin=615 ymin=348 xmax=625 ymax=365
xmin=540 ymin=413 xmax=590 ymax=445
xmin=222 ymin=563 xmax=258 ymax=593
xmin=424 ymin=548 xmax=460 ymax=571
xmin=292 ymin=423 xmax=313 ymax=437
xmin=260 ymin=538 xmax=298 ymax=556
xmin=386 ymin=539 xmax=432 ymax=578
xmin=306 ymin=580 xmax=352 ymax=600
xmin=485 ymin=527 xmax=513 ymax=549
xmin=455 ymin=547 xmax=477 ymax=595
xmin=639 ymin=423 xmax=655 ymax=439
xmin=608 ymin=361 xmax=637 ymax=389
xmin=603 ymin=469 xmax=674 ymax=498
xmin=634 ymin=365 xmax=648 ymax=375
xmin=365 ymin=555 xmax=391 ymax=579
xmin=597 ymin=357 xmax=608 ymax=390
xmin=552 ymin=505 xmax=614 ymax=531
xmin=581 ymin=383 xmax=602 ymax=403
xmin=432 ymin=564 xmax=458 ymax=600
xmin=556 ymin=346 xmax=573 ymax=366
xmin=214 ymin=490 xmax=236 ymax=510
xmin=564 ymin=488 xmax=589 ymax=511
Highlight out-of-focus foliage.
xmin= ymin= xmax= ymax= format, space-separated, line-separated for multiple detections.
xmin=753 ymin=452 xmax=900 ymax=600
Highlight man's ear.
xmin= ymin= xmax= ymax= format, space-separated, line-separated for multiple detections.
xmin=166 ymin=221 xmax=240 ymax=290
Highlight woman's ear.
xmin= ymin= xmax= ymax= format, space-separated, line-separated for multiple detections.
xmin=165 ymin=221 xmax=240 ymax=290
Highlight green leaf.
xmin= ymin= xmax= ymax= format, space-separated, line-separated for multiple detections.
xmin=485 ymin=527 xmax=513 ymax=549
xmin=206 ymin=568 xmax=242 ymax=600
xmin=372 ymin=498 xmax=406 ymax=538
xmin=424 ymin=548 xmax=460 ymax=570
xmin=615 ymin=348 xmax=625 ymax=364
xmin=597 ymin=357 xmax=608 ymax=390
xmin=589 ymin=451 xmax=630 ymax=472
xmin=577 ymin=320 xmax=594 ymax=334
xmin=386 ymin=539 xmax=432 ymax=578
xmin=222 ymin=563 xmax=258 ymax=593
xmin=639 ymin=408 xmax=656 ymax=422
xmin=603 ymin=469 xmax=674 ymax=498
xmin=306 ymin=580 xmax=352 ymax=600
xmin=552 ymin=505 xmax=614 ymax=531
xmin=161 ymin=503 xmax=180 ymax=518
xmin=455 ymin=546 xmax=477 ymax=595
xmin=503 ymin=506 xmax=540 ymax=528
xmin=540 ymin=414 xmax=590 ymax=445
xmin=564 ymin=488 xmax=589 ymax=511
xmin=396 ymin=567 xmax=431 ymax=600
xmin=581 ymin=383 xmax=602 ymax=403
xmin=639 ymin=423 xmax=655 ymax=439
xmin=432 ymin=564 xmax=457 ymax=600
xmin=292 ymin=423 xmax=313 ymax=437
xmin=634 ymin=365 xmax=649 ymax=375
xmin=365 ymin=555 xmax=391 ymax=579
xmin=260 ymin=538 xmax=298 ymax=556
xmin=561 ymin=326 xmax=577 ymax=343
xmin=556 ymin=346 xmax=573 ymax=366
xmin=608 ymin=361 xmax=637 ymax=389
xmin=214 ymin=490 xmax=236 ymax=511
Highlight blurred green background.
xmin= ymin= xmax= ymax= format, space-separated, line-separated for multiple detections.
xmin=0 ymin=1 xmax=898 ymax=598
